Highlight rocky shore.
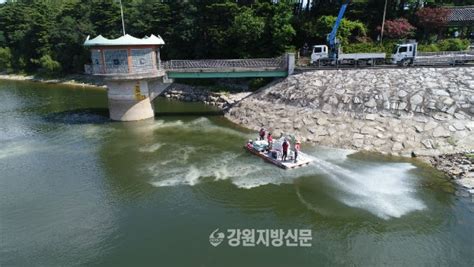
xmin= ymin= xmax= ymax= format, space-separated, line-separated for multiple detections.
xmin=163 ymin=83 xmax=252 ymax=109
xmin=429 ymin=153 xmax=474 ymax=192
xmin=225 ymin=67 xmax=474 ymax=156
xmin=2 ymin=69 xmax=473 ymax=190
xmin=223 ymin=67 xmax=474 ymax=189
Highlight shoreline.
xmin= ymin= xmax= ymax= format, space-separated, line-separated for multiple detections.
xmin=1 ymin=74 xmax=472 ymax=192
xmin=159 ymin=83 xmax=474 ymax=192
xmin=0 ymin=73 xmax=106 ymax=89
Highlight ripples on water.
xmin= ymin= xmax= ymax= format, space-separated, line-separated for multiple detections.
xmin=0 ymin=107 xmax=429 ymax=220
xmin=141 ymin=117 xmax=426 ymax=219
xmin=3 ymin=81 xmax=473 ymax=266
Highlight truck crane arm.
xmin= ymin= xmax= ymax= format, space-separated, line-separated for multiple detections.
xmin=327 ymin=0 xmax=351 ymax=50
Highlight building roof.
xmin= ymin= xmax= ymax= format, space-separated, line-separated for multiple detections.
xmin=447 ymin=6 xmax=474 ymax=23
xmin=84 ymin=34 xmax=165 ymax=47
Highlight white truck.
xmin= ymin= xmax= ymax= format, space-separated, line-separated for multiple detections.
xmin=391 ymin=41 xmax=474 ymax=66
xmin=310 ymin=45 xmax=386 ymax=66
xmin=310 ymin=42 xmax=474 ymax=67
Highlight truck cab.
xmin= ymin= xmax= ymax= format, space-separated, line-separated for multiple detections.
xmin=391 ymin=42 xmax=417 ymax=66
xmin=310 ymin=45 xmax=329 ymax=64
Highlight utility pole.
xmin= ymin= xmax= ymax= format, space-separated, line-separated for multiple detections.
xmin=380 ymin=0 xmax=388 ymax=42
xmin=119 ymin=0 xmax=126 ymax=36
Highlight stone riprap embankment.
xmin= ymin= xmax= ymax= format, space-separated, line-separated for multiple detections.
xmin=163 ymin=83 xmax=251 ymax=109
xmin=225 ymin=67 xmax=474 ymax=158
xmin=430 ymin=153 xmax=474 ymax=191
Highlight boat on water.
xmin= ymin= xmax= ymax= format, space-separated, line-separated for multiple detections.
xmin=244 ymin=137 xmax=313 ymax=169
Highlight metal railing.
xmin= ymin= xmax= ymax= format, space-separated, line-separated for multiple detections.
xmin=163 ymin=55 xmax=287 ymax=70
xmin=418 ymin=50 xmax=474 ymax=57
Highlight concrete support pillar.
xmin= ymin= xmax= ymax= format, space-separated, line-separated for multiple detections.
xmin=108 ymin=98 xmax=155 ymax=121
xmin=287 ymin=53 xmax=295 ymax=75
xmin=106 ymin=80 xmax=154 ymax=121
xmin=106 ymin=77 xmax=171 ymax=121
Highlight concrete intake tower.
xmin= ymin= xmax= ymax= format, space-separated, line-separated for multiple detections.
xmin=84 ymin=34 xmax=172 ymax=121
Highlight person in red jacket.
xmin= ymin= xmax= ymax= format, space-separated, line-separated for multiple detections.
xmin=294 ymin=140 xmax=301 ymax=163
xmin=266 ymin=132 xmax=273 ymax=151
xmin=267 ymin=132 xmax=273 ymax=143
xmin=246 ymin=139 xmax=253 ymax=150
xmin=282 ymin=139 xmax=289 ymax=161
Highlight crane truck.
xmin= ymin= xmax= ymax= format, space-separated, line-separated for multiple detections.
xmin=310 ymin=0 xmax=386 ymax=66
xmin=310 ymin=1 xmax=474 ymax=67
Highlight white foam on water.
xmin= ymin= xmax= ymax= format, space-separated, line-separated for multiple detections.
xmin=131 ymin=117 xmax=248 ymax=141
xmin=308 ymin=155 xmax=426 ymax=219
xmin=188 ymin=117 xmax=210 ymax=125
xmin=0 ymin=141 xmax=37 ymax=160
xmin=153 ymin=120 xmax=185 ymax=129
xmin=295 ymin=186 xmax=334 ymax=217
xmin=149 ymin=149 xmax=425 ymax=219
xmin=174 ymin=117 xmax=250 ymax=138
xmin=312 ymin=147 xmax=356 ymax=161
xmin=145 ymin=118 xmax=425 ymax=219
xmin=149 ymin=147 xmax=280 ymax=189
xmin=81 ymin=124 xmax=117 ymax=141
xmin=131 ymin=119 xmax=185 ymax=133
xmin=148 ymin=148 xmax=323 ymax=189
xmin=139 ymin=143 xmax=162 ymax=153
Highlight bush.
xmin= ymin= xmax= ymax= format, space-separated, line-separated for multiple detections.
xmin=417 ymin=39 xmax=469 ymax=52
xmin=418 ymin=44 xmax=440 ymax=52
xmin=381 ymin=40 xmax=401 ymax=55
xmin=343 ymin=40 xmax=400 ymax=57
xmin=16 ymin=57 xmax=27 ymax=72
xmin=0 ymin=31 xmax=6 ymax=47
xmin=343 ymin=42 xmax=384 ymax=53
xmin=437 ymin=38 xmax=470 ymax=51
xmin=338 ymin=39 xmax=469 ymax=57
xmin=249 ymin=78 xmax=272 ymax=91
xmin=36 ymin=55 xmax=61 ymax=76
xmin=0 ymin=47 xmax=13 ymax=72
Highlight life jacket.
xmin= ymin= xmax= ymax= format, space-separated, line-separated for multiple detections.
xmin=259 ymin=129 xmax=265 ymax=136
xmin=295 ymin=143 xmax=301 ymax=151
xmin=267 ymin=135 xmax=273 ymax=143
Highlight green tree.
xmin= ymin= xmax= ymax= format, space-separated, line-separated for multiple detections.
xmin=194 ymin=1 xmax=239 ymax=58
xmin=34 ymin=54 xmax=61 ymax=76
xmin=303 ymin=15 xmax=367 ymax=46
xmin=89 ymin=0 xmax=122 ymax=39
xmin=126 ymin=0 xmax=171 ymax=37
xmin=0 ymin=47 xmax=13 ymax=72
xmin=270 ymin=0 xmax=296 ymax=54
xmin=51 ymin=1 xmax=95 ymax=73
xmin=229 ymin=7 xmax=265 ymax=57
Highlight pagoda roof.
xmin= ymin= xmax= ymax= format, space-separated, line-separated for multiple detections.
xmin=447 ymin=5 xmax=474 ymax=23
xmin=84 ymin=34 xmax=165 ymax=47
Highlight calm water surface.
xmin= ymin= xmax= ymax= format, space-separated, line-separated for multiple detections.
xmin=0 ymin=80 xmax=473 ymax=266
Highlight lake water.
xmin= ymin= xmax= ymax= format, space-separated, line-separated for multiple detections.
xmin=0 ymin=80 xmax=473 ymax=266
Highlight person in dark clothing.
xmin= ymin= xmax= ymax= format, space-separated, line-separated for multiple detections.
xmin=259 ymin=128 xmax=265 ymax=140
xmin=282 ymin=139 xmax=289 ymax=161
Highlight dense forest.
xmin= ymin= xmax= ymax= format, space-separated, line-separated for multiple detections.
xmin=0 ymin=0 xmax=473 ymax=75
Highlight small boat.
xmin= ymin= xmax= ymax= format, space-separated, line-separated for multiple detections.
xmin=244 ymin=138 xmax=313 ymax=170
